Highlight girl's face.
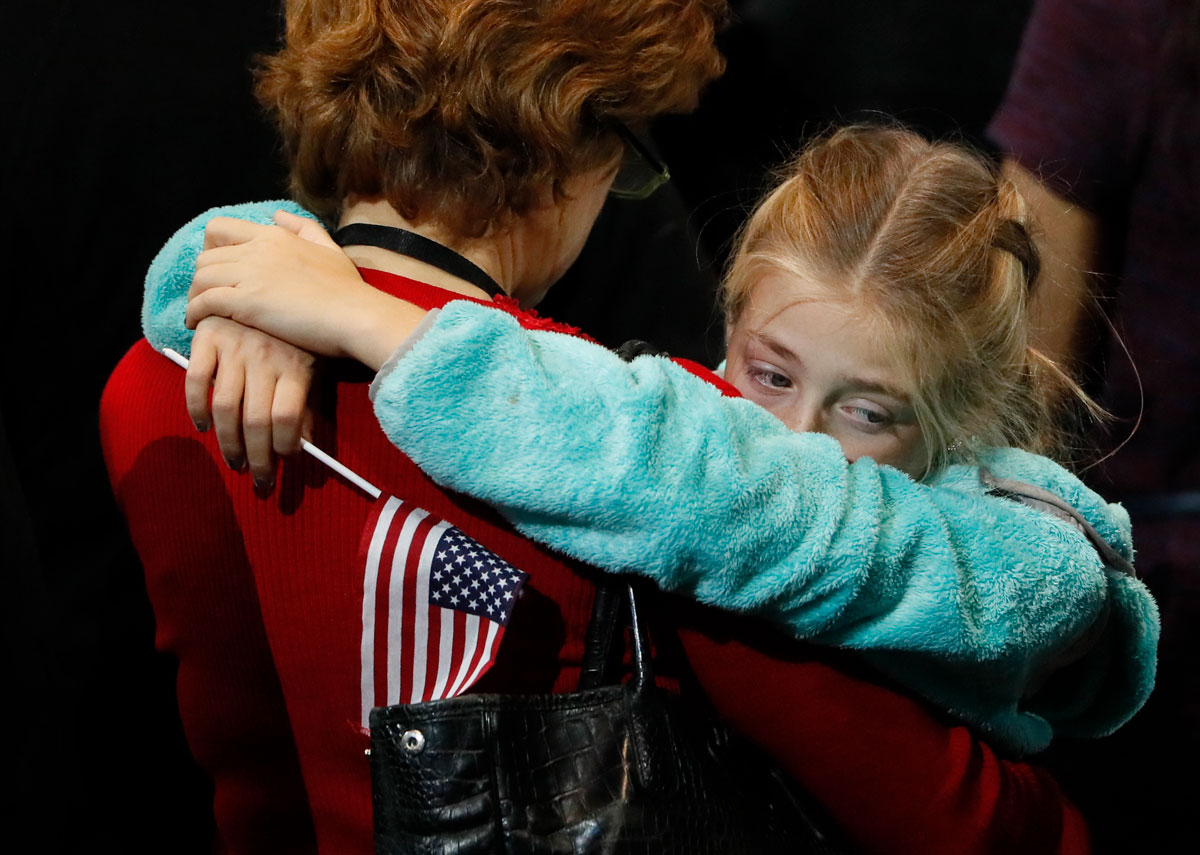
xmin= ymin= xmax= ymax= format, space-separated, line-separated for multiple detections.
xmin=725 ymin=273 xmax=929 ymax=477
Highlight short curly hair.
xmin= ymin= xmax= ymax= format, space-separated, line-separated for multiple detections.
xmin=257 ymin=0 xmax=727 ymax=235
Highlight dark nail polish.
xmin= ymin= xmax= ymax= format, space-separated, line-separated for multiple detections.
xmin=253 ymin=475 xmax=275 ymax=495
xmin=193 ymin=420 xmax=210 ymax=433
xmin=225 ymin=455 xmax=245 ymax=471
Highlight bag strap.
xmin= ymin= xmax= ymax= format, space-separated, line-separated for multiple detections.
xmin=576 ymin=340 xmax=667 ymax=690
xmin=624 ymin=582 xmax=655 ymax=695
xmin=577 ymin=581 xmax=656 ymax=692
xmin=578 ymin=584 xmax=624 ymax=690
xmin=981 ymin=468 xmax=1136 ymax=576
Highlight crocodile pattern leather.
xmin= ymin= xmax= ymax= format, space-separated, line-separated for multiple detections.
xmin=371 ymin=686 xmax=840 ymax=854
xmin=370 ymin=585 xmax=843 ymax=854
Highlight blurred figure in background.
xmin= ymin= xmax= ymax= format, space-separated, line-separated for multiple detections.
xmin=988 ymin=0 xmax=1200 ymax=850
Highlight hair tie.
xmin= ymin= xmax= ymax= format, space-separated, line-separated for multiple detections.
xmin=994 ymin=220 xmax=1041 ymax=292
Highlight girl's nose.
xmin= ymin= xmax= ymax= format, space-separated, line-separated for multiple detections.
xmin=786 ymin=407 xmax=823 ymax=435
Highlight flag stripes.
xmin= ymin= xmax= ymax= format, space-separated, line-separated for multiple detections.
xmin=358 ymin=495 xmax=527 ymax=727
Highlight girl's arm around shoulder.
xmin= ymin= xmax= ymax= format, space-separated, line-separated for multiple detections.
xmin=372 ymin=298 xmax=1111 ymax=636
xmin=372 ymin=299 xmax=1159 ymax=752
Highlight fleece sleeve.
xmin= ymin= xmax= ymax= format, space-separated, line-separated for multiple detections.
xmin=141 ymin=200 xmax=320 ymax=355
xmin=373 ymin=299 xmax=1159 ymax=754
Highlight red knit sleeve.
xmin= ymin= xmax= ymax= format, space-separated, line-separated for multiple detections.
xmin=100 ymin=340 xmax=318 ymax=853
xmin=677 ymin=613 xmax=1090 ymax=854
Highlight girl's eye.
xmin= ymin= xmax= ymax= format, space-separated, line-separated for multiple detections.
xmin=842 ymin=403 xmax=892 ymax=429
xmin=749 ymin=366 xmax=792 ymax=390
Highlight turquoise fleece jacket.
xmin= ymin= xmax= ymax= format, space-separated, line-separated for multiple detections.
xmin=144 ymin=204 xmax=1158 ymax=756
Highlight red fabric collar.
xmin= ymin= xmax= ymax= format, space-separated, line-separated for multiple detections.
xmin=356 ymin=267 xmax=590 ymax=340
xmin=356 ymin=267 xmax=493 ymax=311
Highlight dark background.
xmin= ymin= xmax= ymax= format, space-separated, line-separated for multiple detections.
xmin=3 ymin=1 xmax=1033 ymax=850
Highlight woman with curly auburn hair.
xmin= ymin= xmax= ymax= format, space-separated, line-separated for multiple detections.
xmin=103 ymin=1 xmax=725 ymax=852
xmin=262 ymin=0 xmax=724 ymax=237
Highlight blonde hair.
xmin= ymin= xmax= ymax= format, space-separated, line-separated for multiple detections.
xmin=723 ymin=125 xmax=1097 ymax=476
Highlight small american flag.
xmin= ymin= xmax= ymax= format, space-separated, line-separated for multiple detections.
xmin=358 ymin=495 xmax=528 ymax=726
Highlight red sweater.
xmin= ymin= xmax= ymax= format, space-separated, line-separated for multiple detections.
xmin=101 ymin=269 xmax=1089 ymax=854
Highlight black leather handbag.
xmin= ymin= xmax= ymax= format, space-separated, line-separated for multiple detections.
xmin=369 ymin=582 xmax=844 ymax=854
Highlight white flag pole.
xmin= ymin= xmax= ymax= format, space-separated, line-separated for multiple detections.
xmin=161 ymin=347 xmax=382 ymax=499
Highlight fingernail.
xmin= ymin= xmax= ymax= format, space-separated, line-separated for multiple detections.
xmin=224 ymin=455 xmax=246 ymax=472
xmin=193 ymin=419 xmax=210 ymax=433
xmin=253 ymin=474 xmax=275 ymax=496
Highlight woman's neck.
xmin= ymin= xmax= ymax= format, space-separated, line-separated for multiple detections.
xmin=338 ymin=198 xmax=514 ymax=302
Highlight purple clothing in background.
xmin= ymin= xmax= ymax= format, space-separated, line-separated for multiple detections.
xmin=989 ymin=1 xmax=1198 ymax=852
xmin=989 ymin=0 xmax=1200 ymax=499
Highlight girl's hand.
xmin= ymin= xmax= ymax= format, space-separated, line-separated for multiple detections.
xmin=187 ymin=316 xmax=316 ymax=493
xmin=186 ymin=211 xmax=426 ymax=371
xmin=187 ymin=212 xmax=369 ymax=357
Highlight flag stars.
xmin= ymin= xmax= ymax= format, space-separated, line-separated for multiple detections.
xmin=426 ymin=524 xmax=527 ymax=621
xmin=371 ymin=518 xmax=532 ymax=706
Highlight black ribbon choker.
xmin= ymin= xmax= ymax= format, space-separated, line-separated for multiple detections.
xmin=332 ymin=223 xmax=504 ymax=299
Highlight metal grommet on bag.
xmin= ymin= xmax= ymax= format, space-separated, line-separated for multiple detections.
xmin=401 ymin=729 xmax=426 ymax=754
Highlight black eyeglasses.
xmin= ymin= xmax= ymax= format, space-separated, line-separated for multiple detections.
xmin=609 ymin=124 xmax=671 ymax=200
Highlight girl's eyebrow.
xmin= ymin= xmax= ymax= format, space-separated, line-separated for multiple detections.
xmin=752 ymin=331 xmax=911 ymax=402
xmin=753 ymin=330 xmax=800 ymax=363
xmin=845 ymin=376 xmax=911 ymax=402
